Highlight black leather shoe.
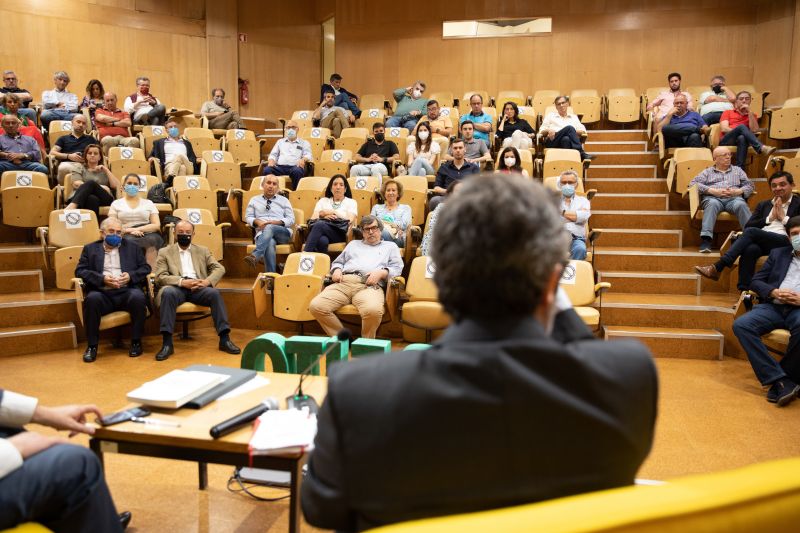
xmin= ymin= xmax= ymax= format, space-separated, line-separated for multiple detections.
xmin=119 ymin=511 xmax=132 ymax=530
xmin=155 ymin=344 xmax=174 ymax=361
xmin=82 ymin=346 xmax=97 ymax=363
xmin=219 ymin=339 xmax=241 ymax=354
xmin=129 ymin=341 xmax=143 ymax=357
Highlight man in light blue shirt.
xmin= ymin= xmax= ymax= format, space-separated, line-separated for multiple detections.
xmin=0 ymin=115 xmax=47 ymax=173
xmin=557 ymin=170 xmax=591 ymax=260
xmin=262 ymin=120 xmax=313 ymax=188
xmin=40 ymin=70 xmax=78 ymax=130
xmin=458 ymin=93 xmax=493 ymax=142
xmin=310 ymin=215 xmax=403 ymax=338
xmin=244 ymin=175 xmax=295 ymax=273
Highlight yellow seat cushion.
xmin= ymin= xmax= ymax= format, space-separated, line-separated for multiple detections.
xmin=574 ymin=306 xmax=599 ymax=327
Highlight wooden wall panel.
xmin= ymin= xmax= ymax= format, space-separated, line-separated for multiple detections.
xmin=792 ymin=0 xmax=800 ymax=99
xmin=754 ymin=0 xmax=796 ymax=105
xmin=206 ymin=0 xmax=238 ymax=111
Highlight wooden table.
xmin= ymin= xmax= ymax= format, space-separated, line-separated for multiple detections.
xmin=90 ymin=372 xmax=327 ymax=533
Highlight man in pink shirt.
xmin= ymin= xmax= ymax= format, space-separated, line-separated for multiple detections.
xmin=646 ymin=72 xmax=694 ymax=123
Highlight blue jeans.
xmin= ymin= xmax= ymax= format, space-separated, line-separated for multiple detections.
xmin=252 ymin=225 xmax=292 ymax=272
xmin=18 ymin=107 xmax=37 ymax=125
xmin=40 ymin=108 xmax=76 ymax=129
xmin=409 ymin=157 xmax=435 ymax=176
xmin=0 ymin=160 xmax=48 ymax=174
xmin=381 ymin=229 xmax=405 ymax=247
xmin=263 ymin=164 xmax=305 ymax=189
xmin=386 ymin=115 xmax=419 ymax=130
xmin=661 ymin=123 xmax=703 ymax=148
xmin=733 ymin=303 xmax=800 ymax=385
xmin=304 ymin=221 xmax=346 ymax=253
xmin=702 ymin=111 xmax=724 ymax=125
xmin=335 ymin=93 xmax=361 ymax=117
xmin=544 ymin=126 xmax=587 ymax=157
xmin=720 ymin=124 xmax=763 ymax=168
xmin=700 ymin=196 xmax=751 ymax=238
xmin=570 ymin=236 xmax=587 ymax=260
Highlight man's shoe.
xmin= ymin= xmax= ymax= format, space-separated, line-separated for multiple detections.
xmin=243 ymin=254 xmax=259 ymax=269
xmin=760 ymin=145 xmax=777 ymax=157
xmin=766 ymin=379 xmax=800 ymax=406
xmin=129 ymin=341 xmax=143 ymax=357
xmin=119 ymin=511 xmax=132 ymax=530
xmin=219 ymin=339 xmax=241 ymax=354
xmin=695 ymin=264 xmax=721 ymax=281
xmin=699 ymin=240 xmax=713 ymax=253
xmin=583 ymin=153 xmax=597 ymax=161
xmin=155 ymin=344 xmax=174 ymax=361
xmin=82 ymin=346 xmax=97 ymax=363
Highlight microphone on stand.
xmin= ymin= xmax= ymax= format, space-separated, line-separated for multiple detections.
xmin=287 ymin=329 xmax=351 ymax=414
xmin=209 ymin=397 xmax=279 ymax=439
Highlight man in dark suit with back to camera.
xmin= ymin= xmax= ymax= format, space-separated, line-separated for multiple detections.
xmin=75 ymin=216 xmax=151 ymax=363
xmin=301 ymin=174 xmax=658 ymax=532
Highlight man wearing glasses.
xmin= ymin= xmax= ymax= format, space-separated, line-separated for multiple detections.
xmin=0 ymin=71 xmax=35 ymax=124
xmin=310 ymin=215 xmax=403 ymax=338
xmin=244 ymin=175 xmax=295 ymax=273
xmin=719 ymin=91 xmax=776 ymax=169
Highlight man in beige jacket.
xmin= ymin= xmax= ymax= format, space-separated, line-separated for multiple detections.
xmin=153 ymin=220 xmax=240 ymax=360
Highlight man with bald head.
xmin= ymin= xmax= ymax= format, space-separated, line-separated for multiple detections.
xmin=262 ymin=120 xmax=312 ymax=189
xmin=0 ymin=115 xmax=47 ymax=173
xmin=153 ymin=220 xmax=240 ymax=361
xmin=689 ymin=146 xmax=754 ymax=252
xmin=50 ymin=114 xmax=95 ymax=184
xmin=95 ymin=92 xmax=140 ymax=155
xmin=656 ymin=93 xmax=708 ymax=149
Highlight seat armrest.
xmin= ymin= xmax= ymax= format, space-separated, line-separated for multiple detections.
xmin=688 ymin=184 xmax=700 ymax=217
xmin=594 ymin=282 xmax=611 ymax=295
xmin=37 ymin=226 xmax=52 ymax=270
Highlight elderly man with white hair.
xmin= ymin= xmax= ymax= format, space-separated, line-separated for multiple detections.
xmin=40 ymin=70 xmax=78 ymax=130
xmin=557 ymin=170 xmax=591 ymax=260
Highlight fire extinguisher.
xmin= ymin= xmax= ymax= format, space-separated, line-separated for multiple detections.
xmin=239 ymin=78 xmax=249 ymax=106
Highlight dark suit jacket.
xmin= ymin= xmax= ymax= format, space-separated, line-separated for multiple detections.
xmin=150 ymin=138 xmax=199 ymax=174
xmin=320 ymin=83 xmax=358 ymax=102
xmin=75 ymin=240 xmax=150 ymax=292
xmin=301 ymin=310 xmax=658 ymax=532
xmin=745 ymin=195 xmax=800 ymax=229
xmin=750 ymin=246 xmax=796 ymax=300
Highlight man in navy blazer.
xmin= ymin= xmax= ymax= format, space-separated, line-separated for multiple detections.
xmin=75 ymin=217 xmax=151 ymax=362
xmin=301 ymin=175 xmax=657 ymax=532
xmin=733 ymin=215 xmax=800 ymax=406
xmin=696 ymin=171 xmax=799 ymax=290
xmin=320 ymin=73 xmax=361 ymax=117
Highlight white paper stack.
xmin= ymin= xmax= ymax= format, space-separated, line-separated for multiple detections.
xmin=127 ymin=369 xmax=225 ymax=408
xmin=249 ymin=409 xmax=318 ymax=455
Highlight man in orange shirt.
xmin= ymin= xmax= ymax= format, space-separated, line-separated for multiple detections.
xmin=95 ymin=92 xmax=140 ymax=155
xmin=719 ymin=91 xmax=775 ymax=168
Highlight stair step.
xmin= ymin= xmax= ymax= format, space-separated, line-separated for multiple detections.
xmin=591 ymin=193 xmax=668 ymax=211
xmin=598 ymin=270 xmax=700 ymax=295
xmin=585 ymin=141 xmax=648 ymax=152
xmin=0 ymin=291 xmax=79 ymax=327
xmin=585 ymin=178 xmax=667 ymax=194
xmin=0 ymin=245 xmax=46 ymax=270
xmin=222 ymin=238 xmax=260 ymax=278
xmin=587 ymin=165 xmax=656 ymax=179
xmin=588 ymin=152 xmax=659 ymax=165
xmin=0 ymin=270 xmax=43 ymax=294
xmin=590 ymin=212 xmax=699 ymax=244
xmin=603 ymin=325 xmax=724 ymax=360
xmin=586 ymin=130 xmax=648 ymax=142
xmin=0 ymin=322 xmax=77 ymax=357
xmin=593 ymin=247 xmax=715 ymax=272
xmin=592 ymin=229 xmax=682 ymax=248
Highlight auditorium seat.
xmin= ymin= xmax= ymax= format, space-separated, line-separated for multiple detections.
xmin=559 ymin=260 xmax=610 ymax=331
xmin=299 ymin=127 xmax=334 ymax=162
xmin=279 ymin=110 xmax=314 ymax=131
xmin=729 ymin=84 xmax=769 ymax=118
xmin=72 ymin=276 xmax=138 ymax=344
xmin=316 ymin=149 xmax=353 ymax=178
xmin=147 ymin=273 xmax=210 ymax=339
xmin=542 ymin=176 xmax=600 ymax=263
xmin=359 ymin=94 xmax=389 ymax=113
xmin=252 ymin=252 xmax=331 ymax=334
xmin=37 ymin=209 xmax=100 ymax=274
xmin=685 ymin=85 xmax=707 ymax=110
xmin=347 ymin=175 xmax=380 ymax=218
xmin=335 ymin=127 xmax=368 ymax=154
xmin=532 ymin=90 xmax=561 ymax=122
xmin=438 ymin=106 xmax=460 ymax=126
xmin=766 ymin=97 xmax=800 ymax=143
xmin=244 ymin=207 xmax=304 ymax=261
xmin=393 ymin=175 xmax=428 ymax=226
xmin=765 ymin=148 xmax=800 ymax=178
xmin=688 ymin=183 xmax=749 ymax=236
xmin=168 ymin=208 xmax=230 ymax=260
xmin=107 ymin=146 xmax=159 ymax=179
xmin=137 ymin=125 xmax=167 ymax=156
xmin=332 ymin=267 xmax=403 ymax=337
xmin=98 ymin=174 xmax=169 ymax=216
xmin=429 ymin=91 xmax=455 ymax=108
xmin=399 ymin=256 xmax=450 ymax=343
xmin=0 ymin=171 xmax=56 ymax=229
xmin=569 ymin=89 xmax=602 ymax=125
xmin=496 ymin=90 xmax=527 ymax=107
xmin=386 ymin=127 xmax=409 ymax=162
xmin=459 ymin=90 xmax=490 ymax=112
xmin=169 ymin=175 xmax=217 ymax=219
xmin=226 ymin=175 xmax=289 ymax=224
xmin=735 ymin=291 xmax=788 ymax=356
xmin=605 ymin=88 xmax=639 ymax=124
xmin=642 ymin=86 xmax=668 ymax=143
xmin=47 ymin=120 xmax=74 ymax=150
xmin=537 ymin=148 xmax=589 ymax=186
xmin=199 ymin=150 xmax=242 ymax=192
xmin=664 ymin=147 xmax=713 ymax=194
xmin=221 ymin=128 xmax=265 ymax=169
xmin=707 ymin=123 xmax=759 ymax=174
xmin=184 ymin=127 xmax=220 ymax=154
xmin=288 ymin=177 xmax=329 ymax=229
xmin=171 ymin=112 xmax=203 ymax=133
xmin=356 ymin=107 xmax=386 ymax=128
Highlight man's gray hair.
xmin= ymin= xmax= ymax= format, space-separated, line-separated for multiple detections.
xmin=431 ymin=174 xmax=569 ymax=321
xmin=558 ymin=170 xmax=579 ymax=185
xmin=136 ymin=76 xmax=150 ymax=85
xmin=359 ymin=214 xmax=383 ymax=231
xmin=100 ymin=217 xmax=122 ymax=231
xmin=53 ymin=71 xmax=70 ymax=82
xmin=3 ymin=70 xmax=15 ymax=77
xmin=711 ymin=74 xmax=726 ymax=83
xmin=211 ymin=87 xmax=225 ymax=98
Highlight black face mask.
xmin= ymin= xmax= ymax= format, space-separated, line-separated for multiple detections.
xmin=374 ymin=133 xmax=385 ymax=142
xmin=176 ymin=234 xmax=192 ymax=247
xmin=712 ymin=85 xmax=724 ymax=94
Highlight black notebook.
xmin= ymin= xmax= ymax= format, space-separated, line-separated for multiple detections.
xmin=182 ymin=365 xmax=258 ymax=409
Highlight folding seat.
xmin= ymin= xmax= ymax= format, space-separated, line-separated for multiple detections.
xmin=1 ymin=171 xmax=57 ymax=229
xmin=685 ymin=85 xmax=707 ymax=111
xmin=707 ymin=123 xmax=760 ymax=175
xmin=299 ymin=127 xmax=334 ymax=163
xmin=429 ymin=91 xmax=455 ymax=108
xmin=496 ymin=90 xmax=527 ymax=107
xmin=280 ymin=110 xmax=315 ymax=131
xmin=168 ymin=208 xmax=230 ymax=260
xmin=765 ymin=148 xmax=800 ymax=179
xmin=536 ymin=148 xmax=589 ymax=185
xmin=735 ymin=291 xmax=787 ymax=356
xmin=689 ymin=182 xmax=748 ymax=235
xmin=399 ymin=256 xmax=450 ymax=342
xmin=47 ymin=120 xmax=74 ymax=149
xmin=170 ymin=175 xmax=217 ymax=219
xmin=665 ymin=148 xmax=713 ymax=194
xmin=393 ymin=175 xmax=428 ymax=226
xmin=729 ymin=85 xmax=770 ymax=118
xmin=766 ymin=98 xmax=800 ymax=142
xmin=243 ymin=207 xmax=305 ymax=264
xmin=558 ymin=260 xmax=610 ymax=331
xmin=438 ymin=106 xmax=460 ymax=126
xmin=355 ymin=108 xmax=386 ymax=128
xmin=347 ymin=175 xmax=381 ymax=218
xmin=359 ymin=94 xmax=389 ymax=112
xmin=385 ymin=127 xmax=409 ymax=162
xmin=107 ymin=146 xmax=159 ymax=178
xmin=73 ymin=275 xmax=139 ymax=339
xmin=199 ymin=150 xmax=242 ymax=192
xmin=252 ymin=252 xmax=331 ymax=333
xmin=184 ymin=127 xmax=220 ymax=155
xmin=98 ymin=174 xmax=169 ymax=216
xmin=459 ymin=91 xmax=490 ymax=112
xmin=494 ymin=148 xmax=533 ymax=177
xmin=288 ymin=177 xmax=329 ymax=228
xmin=569 ymin=89 xmax=601 ymax=125
xmin=147 ymin=272 xmax=210 ymax=339
xmin=316 ymin=149 xmax=353 ymax=178
xmin=37 ymin=209 xmax=99 ymax=289
xmin=335 ymin=128 xmax=368 ymax=154
xmin=543 ymin=176 xmax=600 ymax=262
xmin=226 ymin=175 xmax=289 ymax=224
xmin=605 ymin=88 xmax=639 ymax=124
xmin=221 ymin=128 xmax=265 ymax=169
xmin=171 ymin=113 xmax=202 ymax=133
xmin=532 ymin=90 xmax=561 ymax=121
xmin=137 ymin=125 xmax=168 ymax=157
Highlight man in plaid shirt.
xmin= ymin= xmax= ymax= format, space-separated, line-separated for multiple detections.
xmin=690 ymin=146 xmax=753 ymax=252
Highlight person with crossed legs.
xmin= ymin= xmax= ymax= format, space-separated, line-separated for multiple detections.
xmin=244 ymin=175 xmax=295 ymax=272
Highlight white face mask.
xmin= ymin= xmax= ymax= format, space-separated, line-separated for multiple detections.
xmin=418 ymin=130 xmax=429 ymax=141
xmin=412 ymin=89 xmax=422 ymax=98
xmin=504 ymin=157 xmax=516 ymax=167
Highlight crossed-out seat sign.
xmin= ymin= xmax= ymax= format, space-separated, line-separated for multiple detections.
xmin=332 ymin=151 xmax=343 ymax=162
xmin=425 ymin=257 xmax=436 ymax=279
xmin=186 ymin=209 xmax=202 ymax=224
xmin=187 ymin=178 xmax=200 ymax=189
xmin=211 ymin=151 xmax=224 ymax=162
xmin=298 ymin=111 xmax=309 ymax=119
xmin=62 ymin=121 xmax=73 ymax=131
xmin=15 ymin=173 xmax=32 ymax=186
xmin=390 ymin=128 xmax=400 ymax=137
xmin=120 ymin=148 xmax=134 ymax=159
xmin=152 ymin=126 xmax=164 ymax=135
xmin=368 ymin=109 xmax=379 ymax=117
xmin=311 ymin=129 xmax=321 ymax=138
xmin=137 ymin=175 xmax=148 ymax=191
xmin=298 ymin=254 xmax=316 ymax=274
xmin=355 ymin=178 xmax=367 ymax=189
xmin=234 ymin=129 xmax=246 ymax=140
xmin=60 ymin=209 xmax=91 ymax=229
xmin=560 ymin=261 xmax=577 ymax=285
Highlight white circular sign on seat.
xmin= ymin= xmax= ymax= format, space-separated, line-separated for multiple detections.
xmin=65 ymin=211 xmax=82 ymax=226
xmin=187 ymin=209 xmax=202 ymax=224
xmin=137 ymin=175 xmax=148 ymax=191
xmin=121 ymin=148 xmax=133 ymax=159
xmin=152 ymin=126 xmax=164 ymax=135
xmin=234 ymin=129 xmax=246 ymax=140
xmin=311 ymin=129 xmax=321 ymax=138
xmin=332 ymin=151 xmax=343 ymax=162
xmin=212 ymin=151 xmax=224 ymax=162
xmin=298 ymin=111 xmax=309 ymax=119
xmin=187 ymin=178 xmax=200 ymax=189
xmin=63 ymin=122 xmax=73 ymax=131
xmin=15 ymin=173 xmax=32 ymax=187
xmin=356 ymin=178 xmax=367 ymax=189
xmin=390 ymin=128 xmax=400 ymax=137
xmin=368 ymin=109 xmax=379 ymax=118
xmin=299 ymin=255 xmax=316 ymax=273
xmin=425 ymin=257 xmax=436 ymax=279
xmin=440 ymin=108 xmax=450 ymax=116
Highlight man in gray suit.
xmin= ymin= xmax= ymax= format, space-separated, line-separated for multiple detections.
xmin=302 ymin=174 xmax=658 ymax=532
xmin=153 ymin=220 xmax=240 ymax=360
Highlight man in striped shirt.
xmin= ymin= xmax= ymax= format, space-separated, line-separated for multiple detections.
xmin=689 ymin=147 xmax=753 ymax=252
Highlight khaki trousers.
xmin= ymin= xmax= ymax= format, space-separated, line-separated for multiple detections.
xmin=164 ymin=154 xmax=193 ymax=177
xmin=100 ymin=136 xmax=140 ymax=155
xmin=57 ymin=161 xmax=84 ymax=185
xmin=321 ymin=110 xmax=348 ymax=138
xmin=208 ymin=111 xmax=244 ymax=130
xmin=309 ymin=275 xmax=385 ymax=338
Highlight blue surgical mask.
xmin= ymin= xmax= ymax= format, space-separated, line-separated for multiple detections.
xmin=124 ymin=184 xmax=140 ymax=196
xmin=561 ymin=184 xmax=576 ymax=198
xmin=104 ymin=234 xmax=122 ymax=247
xmin=286 ymin=128 xmax=297 ymax=140
xmin=792 ymin=235 xmax=800 ymax=252
xmin=168 ymin=127 xmax=180 ymax=138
